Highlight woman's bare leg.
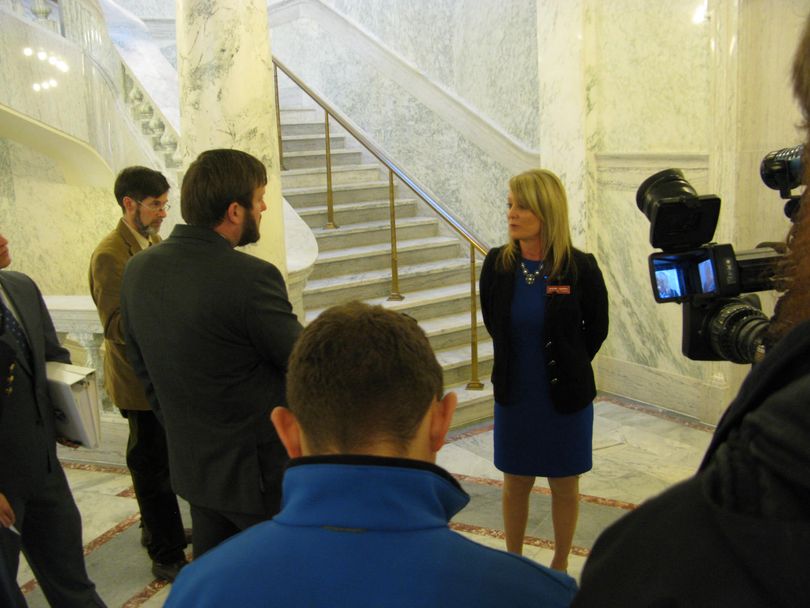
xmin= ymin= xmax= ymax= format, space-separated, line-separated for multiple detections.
xmin=547 ymin=475 xmax=580 ymax=572
xmin=502 ymin=473 xmax=536 ymax=554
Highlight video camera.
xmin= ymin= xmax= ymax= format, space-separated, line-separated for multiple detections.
xmin=636 ymin=144 xmax=804 ymax=364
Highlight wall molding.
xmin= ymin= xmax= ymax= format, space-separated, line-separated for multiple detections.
xmin=595 ymin=354 xmax=731 ymax=425
xmin=269 ymin=0 xmax=541 ymax=172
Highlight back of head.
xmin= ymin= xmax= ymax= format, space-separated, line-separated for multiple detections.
xmin=286 ymin=302 xmax=443 ymax=454
xmin=180 ymin=149 xmax=267 ymax=227
xmin=500 ymin=168 xmax=573 ymax=279
xmin=114 ymin=166 xmax=169 ymax=211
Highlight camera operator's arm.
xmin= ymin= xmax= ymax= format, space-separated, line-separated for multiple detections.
xmin=581 ymin=253 xmax=609 ymax=359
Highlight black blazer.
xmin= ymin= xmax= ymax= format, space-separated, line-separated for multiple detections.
xmin=479 ymin=246 xmax=609 ymax=413
xmin=121 ymin=225 xmax=303 ymax=515
xmin=0 ymin=271 xmax=71 ymax=503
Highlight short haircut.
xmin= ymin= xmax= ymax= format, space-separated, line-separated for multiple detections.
xmin=286 ymin=302 xmax=444 ymax=453
xmin=114 ymin=166 xmax=170 ymax=211
xmin=180 ymin=149 xmax=267 ymax=228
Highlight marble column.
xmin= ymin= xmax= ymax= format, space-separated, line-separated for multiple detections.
xmin=536 ymin=0 xmax=589 ymax=246
xmin=176 ymin=0 xmax=287 ymax=274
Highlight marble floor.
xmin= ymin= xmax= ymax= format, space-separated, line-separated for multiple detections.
xmin=18 ymin=394 xmax=714 ymax=607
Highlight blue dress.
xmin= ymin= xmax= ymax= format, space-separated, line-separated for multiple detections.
xmin=493 ymin=259 xmax=593 ymax=477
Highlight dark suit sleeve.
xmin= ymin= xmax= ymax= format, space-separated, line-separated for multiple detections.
xmin=580 ymin=253 xmax=609 ymax=360
xmin=34 ymin=281 xmax=71 ymax=365
xmin=120 ymin=286 xmax=162 ymax=421
xmin=479 ymin=248 xmax=497 ymax=337
xmin=246 ymin=265 xmax=303 ymax=371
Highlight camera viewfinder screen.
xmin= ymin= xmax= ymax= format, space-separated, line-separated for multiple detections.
xmin=654 ymin=267 xmax=683 ymax=301
xmin=698 ymin=258 xmax=717 ymax=294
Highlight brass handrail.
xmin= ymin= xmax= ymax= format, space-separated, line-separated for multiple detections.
xmin=274 ymin=58 xmax=487 ymax=390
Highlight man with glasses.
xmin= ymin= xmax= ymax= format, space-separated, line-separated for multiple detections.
xmin=89 ymin=166 xmax=189 ymax=582
xmin=121 ymin=149 xmax=302 ymax=558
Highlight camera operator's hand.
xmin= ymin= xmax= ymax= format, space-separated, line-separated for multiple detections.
xmin=0 ymin=492 xmax=15 ymax=528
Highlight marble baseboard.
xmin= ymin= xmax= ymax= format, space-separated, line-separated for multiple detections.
xmin=595 ymin=355 xmax=733 ymax=425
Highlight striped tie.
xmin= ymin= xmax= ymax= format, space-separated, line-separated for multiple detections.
xmin=0 ymin=297 xmax=33 ymax=366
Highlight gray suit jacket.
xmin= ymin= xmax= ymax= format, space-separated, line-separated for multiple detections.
xmin=121 ymin=225 xmax=302 ymax=515
xmin=0 ymin=271 xmax=71 ymax=505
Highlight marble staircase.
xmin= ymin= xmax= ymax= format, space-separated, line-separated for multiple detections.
xmin=278 ymin=93 xmax=494 ymax=427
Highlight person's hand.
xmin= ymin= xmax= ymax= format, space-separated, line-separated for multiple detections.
xmin=0 ymin=493 xmax=15 ymax=528
xmin=56 ymin=437 xmax=81 ymax=449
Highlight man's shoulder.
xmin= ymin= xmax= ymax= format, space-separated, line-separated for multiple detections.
xmin=446 ymin=531 xmax=577 ymax=596
xmin=92 ymin=224 xmax=131 ymax=258
xmin=0 ymin=270 xmax=36 ymax=293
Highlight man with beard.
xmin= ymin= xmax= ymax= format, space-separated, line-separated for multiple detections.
xmin=89 ymin=167 xmax=189 ymax=581
xmin=121 ymin=149 xmax=302 ymax=557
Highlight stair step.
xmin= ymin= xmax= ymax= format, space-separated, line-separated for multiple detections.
xmin=310 ymin=236 xmax=461 ymax=280
xmin=281 ymin=164 xmax=381 ymax=189
xmin=297 ymin=199 xmax=418 ymax=228
xmin=303 ymin=258 xmax=472 ymax=309
xmin=418 ymin=310 xmax=487 ymax=351
xmin=311 ymin=216 xmax=439 ymax=251
xmin=285 ymin=181 xmax=391 ymax=207
xmin=447 ymin=381 xmax=494 ymax=429
xmin=282 ymin=134 xmax=345 ymax=153
xmin=435 ymin=340 xmax=494 ymax=386
xmin=282 ymin=149 xmax=364 ymax=170
xmin=280 ymin=108 xmax=320 ymax=123
xmin=305 ymin=283 xmax=483 ymax=325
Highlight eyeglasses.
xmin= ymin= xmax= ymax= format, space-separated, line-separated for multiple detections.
xmin=135 ymin=200 xmax=171 ymax=213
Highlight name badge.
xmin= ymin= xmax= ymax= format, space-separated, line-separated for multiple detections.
xmin=546 ymin=285 xmax=571 ymax=295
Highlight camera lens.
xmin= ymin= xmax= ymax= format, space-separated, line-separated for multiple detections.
xmin=635 ymin=169 xmax=697 ymax=220
xmin=760 ymin=144 xmax=804 ymax=193
xmin=708 ymin=301 xmax=769 ymax=364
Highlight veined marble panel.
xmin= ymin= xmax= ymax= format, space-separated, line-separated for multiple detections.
xmin=272 ymin=16 xmax=527 ymax=247
xmin=0 ymin=139 xmax=120 ymax=295
xmin=321 ymin=0 xmax=540 ymax=149
xmin=589 ymin=0 xmax=712 ymax=154
xmin=536 ymin=0 xmax=588 ymax=245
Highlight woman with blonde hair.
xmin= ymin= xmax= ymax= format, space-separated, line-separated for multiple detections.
xmin=480 ymin=168 xmax=609 ymax=571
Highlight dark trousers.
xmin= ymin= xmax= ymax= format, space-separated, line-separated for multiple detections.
xmin=189 ymin=453 xmax=283 ymax=558
xmin=188 ymin=504 xmax=270 ymax=559
xmin=0 ymin=465 xmax=106 ymax=607
xmin=125 ymin=409 xmax=186 ymax=564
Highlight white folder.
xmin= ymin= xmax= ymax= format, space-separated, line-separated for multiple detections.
xmin=46 ymin=362 xmax=101 ymax=449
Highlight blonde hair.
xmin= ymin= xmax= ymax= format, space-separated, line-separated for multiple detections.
xmin=497 ymin=168 xmax=573 ymax=280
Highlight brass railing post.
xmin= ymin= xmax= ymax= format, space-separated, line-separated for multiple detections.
xmin=273 ymin=64 xmax=285 ymax=171
xmin=466 ymin=243 xmax=484 ymax=390
xmin=324 ymin=111 xmax=338 ymax=229
xmin=387 ymin=169 xmax=404 ymax=301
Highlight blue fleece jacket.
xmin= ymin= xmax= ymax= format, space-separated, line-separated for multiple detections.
xmin=166 ymin=455 xmax=576 ymax=607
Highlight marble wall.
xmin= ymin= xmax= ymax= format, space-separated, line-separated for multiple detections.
xmin=319 ymin=0 xmax=540 ymax=150
xmin=583 ymin=0 xmax=808 ymax=422
xmin=270 ymin=4 xmax=525 ymax=248
xmin=0 ymin=138 xmax=121 ymax=295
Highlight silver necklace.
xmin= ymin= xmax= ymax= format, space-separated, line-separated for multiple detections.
xmin=520 ymin=261 xmax=544 ymax=285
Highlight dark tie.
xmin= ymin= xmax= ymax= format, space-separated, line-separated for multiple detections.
xmin=0 ymin=296 xmax=33 ymax=366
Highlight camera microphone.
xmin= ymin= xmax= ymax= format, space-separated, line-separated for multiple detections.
xmin=760 ymin=144 xmax=804 ymax=197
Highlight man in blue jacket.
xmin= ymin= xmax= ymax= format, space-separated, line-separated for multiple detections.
xmin=166 ymin=301 xmax=576 ymax=607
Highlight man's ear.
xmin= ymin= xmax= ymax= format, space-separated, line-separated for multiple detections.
xmin=224 ymin=201 xmax=243 ymax=225
xmin=429 ymin=392 xmax=457 ymax=453
xmin=270 ymin=406 xmax=303 ymax=458
xmin=122 ymin=196 xmax=137 ymax=214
